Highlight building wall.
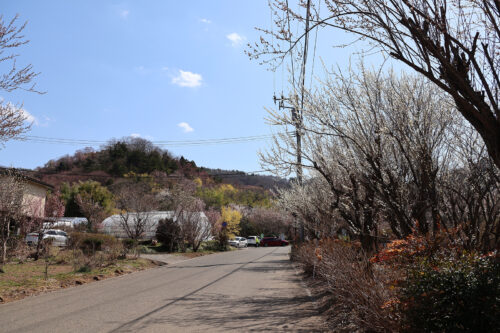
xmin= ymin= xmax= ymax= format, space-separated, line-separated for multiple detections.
xmin=22 ymin=182 xmax=47 ymax=218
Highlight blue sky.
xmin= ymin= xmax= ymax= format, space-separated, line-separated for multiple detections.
xmin=0 ymin=1 xmax=387 ymax=173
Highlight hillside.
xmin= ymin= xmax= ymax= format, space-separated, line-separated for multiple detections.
xmin=31 ymin=137 xmax=288 ymax=191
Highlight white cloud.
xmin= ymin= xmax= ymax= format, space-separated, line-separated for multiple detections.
xmin=200 ymin=18 xmax=211 ymax=24
xmin=161 ymin=66 xmax=169 ymax=71
xmin=0 ymin=99 xmax=39 ymax=125
xmin=21 ymin=108 xmax=37 ymax=125
xmin=178 ymin=122 xmax=194 ymax=133
xmin=130 ymin=133 xmax=141 ymax=138
xmin=120 ymin=9 xmax=129 ymax=19
xmin=171 ymin=70 xmax=203 ymax=88
xmin=226 ymin=32 xmax=246 ymax=47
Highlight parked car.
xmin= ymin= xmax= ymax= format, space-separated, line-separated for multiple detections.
xmin=25 ymin=229 xmax=69 ymax=247
xmin=228 ymin=236 xmax=248 ymax=248
xmin=260 ymin=237 xmax=289 ymax=247
xmin=246 ymin=236 xmax=260 ymax=247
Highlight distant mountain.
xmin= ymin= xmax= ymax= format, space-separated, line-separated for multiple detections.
xmin=203 ymin=168 xmax=289 ymax=190
xmin=32 ymin=137 xmax=288 ymax=190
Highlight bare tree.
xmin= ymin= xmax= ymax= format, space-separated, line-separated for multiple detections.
xmin=0 ymin=169 xmax=26 ymax=270
xmin=439 ymin=125 xmax=500 ymax=251
xmin=76 ymin=193 xmax=107 ymax=232
xmin=0 ymin=14 xmax=42 ymax=145
xmin=175 ymin=196 xmax=210 ymax=252
xmin=251 ymin=0 xmax=500 ymax=169
xmin=115 ymin=183 xmax=158 ymax=242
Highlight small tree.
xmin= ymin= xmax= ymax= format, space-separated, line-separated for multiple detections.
xmin=175 ymin=197 xmax=209 ymax=252
xmin=156 ymin=217 xmax=181 ymax=252
xmin=115 ymin=183 xmax=158 ymax=245
xmin=76 ymin=193 xmax=108 ymax=232
xmin=44 ymin=191 xmax=65 ymax=219
xmin=61 ymin=180 xmax=114 ymax=218
xmin=0 ymin=170 xmax=26 ymax=271
xmin=221 ymin=206 xmax=242 ymax=238
xmin=31 ymin=192 xmax=65 ymax=261
xmin=213 ymin=206 xmax=242 ymax=250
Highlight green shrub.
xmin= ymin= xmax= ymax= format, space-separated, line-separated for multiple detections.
xmin=77 ymin=265 xmax=91 ymax=273
xmin=122 ymin=238 xmax=136 ymax=251
xmin=82 ymin=237 xmax=103 ymax=253
xmin=201 ymin=240 xmax=219 ymax=251
xmin=399 ymin=255 xmax=500 ymax=332
xmin=69 ymin=232 xmax=119 ymax=254
xmin=156 ymin=218 xmax=180 ymax=252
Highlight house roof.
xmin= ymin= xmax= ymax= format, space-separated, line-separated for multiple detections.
xmin=0 ymin=167 xmax=54 ymax=190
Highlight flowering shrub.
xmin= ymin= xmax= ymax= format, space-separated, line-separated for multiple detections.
xmin=370 ymin=225 xmax=464 ymax=266
xmin=370 ymin=236 xmax=426 ymax=264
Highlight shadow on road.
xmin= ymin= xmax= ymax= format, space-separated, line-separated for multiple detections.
xmin=135 ymin=292 xmax=322 ymax=332
xmin=111 ymin=249 xmax=324 ymax=332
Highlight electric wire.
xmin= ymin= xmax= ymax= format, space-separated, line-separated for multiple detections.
xmin=15 ymin=132 xmax=295 ymax=147
xmin=309 ymin=0 xmax=319 ymax=90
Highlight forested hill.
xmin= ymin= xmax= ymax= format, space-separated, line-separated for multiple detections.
xmin=204 ymin=169 xmax=289 ymax=189
xmin=34 ymin=137 xmax=287 ymax=190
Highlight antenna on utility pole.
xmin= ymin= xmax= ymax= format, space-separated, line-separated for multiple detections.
xmin=273 ymin=92 xmax=303 ymax=241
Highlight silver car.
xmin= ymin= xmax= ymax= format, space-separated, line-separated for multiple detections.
xmin=26 ymin=229 xmax=69 ymax=247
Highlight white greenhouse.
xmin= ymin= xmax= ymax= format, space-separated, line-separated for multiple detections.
xmin=100 ymin=211 xmax=210 ymax=239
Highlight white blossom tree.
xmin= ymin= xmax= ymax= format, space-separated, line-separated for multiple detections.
xmin=0 ymin=14 xmax=42 ymax=146
xmin=262 ymin=66 xmax=460 ymax=250
xmin=250 ymin=0 xmax=500 ymax=169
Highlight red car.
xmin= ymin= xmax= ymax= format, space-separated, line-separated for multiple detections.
xmin=260 ymin=237 xmax=289 ymax=247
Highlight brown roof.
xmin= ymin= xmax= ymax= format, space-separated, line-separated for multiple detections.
xmin=0 ymin=167 xmax=54 ymax=190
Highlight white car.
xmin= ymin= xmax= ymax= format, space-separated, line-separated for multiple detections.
xmin=228 ymin=236 xmax=248 ymax=248
xmin=26 ymin=229 xmax=69 ymax=247
xmin=246 ymin=236 xmax=260 ymax=247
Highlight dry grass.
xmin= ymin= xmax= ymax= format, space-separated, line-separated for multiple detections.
xmin=294 ymin=239 xmax=400 ymax=332
xmin=0 ymin=247 xmax=158 ymax=304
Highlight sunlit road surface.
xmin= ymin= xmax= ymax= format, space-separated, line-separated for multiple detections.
xmin=0 ymin=246 xmax=323 ymax=332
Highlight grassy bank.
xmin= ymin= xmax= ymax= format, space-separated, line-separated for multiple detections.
xmin=0 ymin=254 xmax=158 ymax=304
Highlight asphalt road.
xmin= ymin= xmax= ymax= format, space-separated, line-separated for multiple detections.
xmin=0 ymin=246 xmax=323 ymax=332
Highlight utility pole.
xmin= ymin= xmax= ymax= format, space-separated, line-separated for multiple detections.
xmin=273 ymin=0 xmax=311 ymax=242
xmin=273 ymin=93 xmax=303 ymax=241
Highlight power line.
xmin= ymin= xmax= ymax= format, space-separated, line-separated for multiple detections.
xmin=15 ymin=132 xmax=295 ymax=147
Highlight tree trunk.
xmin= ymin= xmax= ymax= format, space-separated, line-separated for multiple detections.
xmin=1 ymin=219 xmax=11 ymax=265
xmin=1 ymin=239 xmax=7 ymax=265
xmin=34 ymin=230 xmax=44 ymax=261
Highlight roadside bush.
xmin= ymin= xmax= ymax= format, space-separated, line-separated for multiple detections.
xmin=295 ymin=239 xmax=399 ymax=332
xmin=201 ymin=240 xmax=219 ymax=251
xmin=156 ymin=218 xmax=180 ymax=252
xmin=399 ymin=254 xmax=500 ymax=332
xmin=70 ymin=232 xmax=117 ymax=250
xmin=69 ymin=232 xmax=123 ymax=267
